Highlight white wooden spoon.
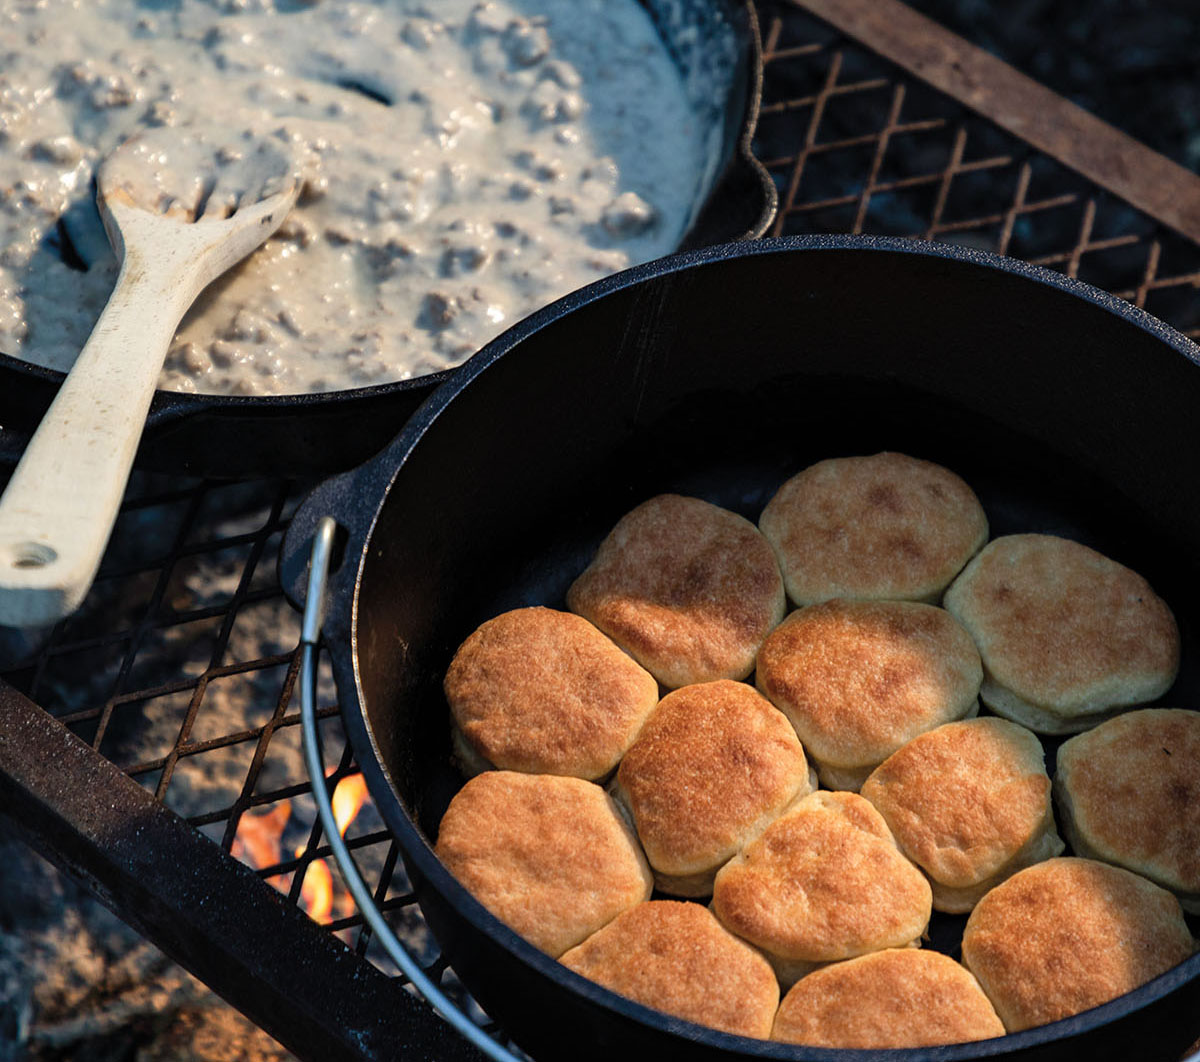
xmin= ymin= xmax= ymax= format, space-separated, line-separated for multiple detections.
xmin=0 ymin=127 xmax=300 ymax=627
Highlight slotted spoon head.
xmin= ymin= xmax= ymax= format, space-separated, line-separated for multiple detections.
xmin=96 ymin=126 xmax=302 ymax=290
xmin=0 ymin=127 xmax=301 ymax=627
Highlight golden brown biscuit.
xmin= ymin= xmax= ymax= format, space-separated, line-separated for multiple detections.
xmin=861 ymin=718 xmax=1064 ymax=912
xmin=613 ymin=680 xmax=814 ymax=896
xmin=711 ymin=791 xmax=932 ymax=985
xmin=771 ymin=949 xmax=1005 ymax=1048
xmin=566 ymin=494 xmax=785 ymax=688
xmin=560 ymin=901 xmax=778 ymax=1039
xmin=755 ymin=599 xmax=982 ymax=790
xmin=943 ymin=535 xmax=1179 ymax=734
xmin=1056 ymin=709 xmax=1200 ymax=913
xmin=961 ymin=858 xmax=1196 ymax=1032
xmin=435 ymin=772 xmax=652 ymax=958
xmin=758 ymin=452 xmax=987 ymax=606
xmin=444 ymin=606 xmax=659 ymax=780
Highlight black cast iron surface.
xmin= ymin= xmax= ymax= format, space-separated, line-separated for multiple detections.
xmin=2 ymin=2 xmax=1200 ymax=1059
xmin=287 ymin=234 xmax=1200 ymax=1062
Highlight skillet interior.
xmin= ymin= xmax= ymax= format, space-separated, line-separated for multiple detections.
xmin=0 ymin=0 xmax=770 ymax=478
xmin=334 ymin=237 xmax=1200 ymax=1060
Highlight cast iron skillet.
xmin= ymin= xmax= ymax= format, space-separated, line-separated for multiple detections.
xmin=282 ymin=235 xmax=1200 ymax=1061
xmin=0 ymin=0 xmax=773 ymax=479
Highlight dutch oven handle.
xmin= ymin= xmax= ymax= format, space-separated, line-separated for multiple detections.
xmin=298 ymin=517 xmax=522 ymax=1062
xmin=278 ymin=450 xmax=393 ymax=628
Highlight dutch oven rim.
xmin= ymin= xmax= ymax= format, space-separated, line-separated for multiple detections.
xmin=306 ymin=233 xmax=1200 ymax=1060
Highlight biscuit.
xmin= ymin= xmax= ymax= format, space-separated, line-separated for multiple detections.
xmin=861 ymin=718 xmax=1064 ymax=912
xmin=566 ymin=494 xmax=785 ymax=688
xmin=756 ymin=599 xmax=982 ymax=790
xmin=711 ymin=790 xmax=932 ymax=986
xmin=758 ymin=452 xmax=987 ymax=606
xmin=435 ymin=772 xmax=652 ymax=958
xmin=771 ymin=949 xmax=1005 ymax=1048
xmin=444 ymin=606 xmax=658 ymax=780
xmin=943 ymin=534 xmax=1179 ymax=734
xmin=559 ymin=901 xmax=779 ymax=1039
xmin=1056 ymin=708 xmax=1200 ymax=913
xmin=612 ymin=680 xmax=814 ymax=896
xmin=961 ymin=857 xmax=1196 ymax=1032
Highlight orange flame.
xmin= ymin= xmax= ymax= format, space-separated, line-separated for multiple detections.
xmin=231 ymin=775 xmax=371 ymax=925
xmin=231 ymin=803 xmax=291 ymax=870
xmin=332 ymin=774 xmax=369 ymax=837
xmin=298 ymin=858 xmax=334 ymax=923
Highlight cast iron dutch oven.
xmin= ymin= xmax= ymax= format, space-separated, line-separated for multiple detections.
xmin=0 ymin=0 xmax=773 ymax=479
xmin=282 ymin=235 xmax=1200 ymax=1061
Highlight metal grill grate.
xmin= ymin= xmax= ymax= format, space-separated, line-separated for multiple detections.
xmin=756 ymin=1 xmax=1200 ymax=340
xmin=2 ymin=2 xmax=1199 ymax=1059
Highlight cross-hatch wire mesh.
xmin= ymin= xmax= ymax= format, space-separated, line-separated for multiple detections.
xmin=756 ymin=1 xmax=1200 ymax=340
xmin=1 ymin=2 xmax=1197 ymax=1057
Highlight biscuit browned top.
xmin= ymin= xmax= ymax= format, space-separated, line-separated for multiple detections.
xmin=712 ymin=791 xmax=932 ymax=962
xmin=560 ymin=901 xmax=779 ymax=1039
xmin=755 ymin=599 xmax=982 ymax=774
xmin=435 ymin=772 xmax=652 ymax=958
xmin=861 ymin=718 xmax=1053 ymax=888
xmin=772 ymin=949 xmax=1005 ymax=1048
xmin=1056 ymin=709 xmax=1200 ymax=897
xmin=758 ymin=452 xmax=987 ymax=606
xmin=444 ymin=606 xmax=659 ymax=779
xmin=961 ymin=858 xmax=1195 ymax=1032
xmin=614 ymin=680 xmax=811 ymax=880
xmin=566 ymin=494 xmax=785 ymax=688
xmin=944 ymin=535 xmax=1179 ymax=719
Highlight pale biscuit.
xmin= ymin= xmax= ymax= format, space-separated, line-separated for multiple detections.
xmin=435 ymin=772 xmax=653 ymax=958
xmin=1056 ymin=708 xmax=1200 ymax=913
xmin=861 ymin=718 xmax=1064 ymax=912
xmin=444 ymin=606 xmax=658 ymax=780
xmin=758 ymin=452 xmax=987 ymax=606
xmin=566 ymin=494 xmax=785 ymax=688
xmin=943 ymin=534 xmax=1179 ymax=734
xmin=961 ymin=857 xmax=1196 ymax=1032
xmin=771 ymin=949 xmax=1005 ymax=1048
xmin=711 ymin=791 xmax=932 ymax=986
xmin=755 ymin=599 xmax=982 ymax=790
xmin=612 ymin=680 xmax=814 ymax=897
xmin=559 ymin=901 xmax=779 ymax=1039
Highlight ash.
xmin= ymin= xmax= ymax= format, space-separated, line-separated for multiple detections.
xmin=0 ymin=826 xmax=291 ymax=1061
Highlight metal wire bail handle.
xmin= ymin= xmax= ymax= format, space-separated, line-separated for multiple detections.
xmin=300 ymin=516 xmax=522 ymax=1062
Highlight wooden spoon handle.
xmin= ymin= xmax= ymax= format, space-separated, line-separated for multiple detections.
xmin=0 ymin=253 xmax=198 ymax=627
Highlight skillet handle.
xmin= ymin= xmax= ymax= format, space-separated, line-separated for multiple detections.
xmin=299 ymin=517 xmax=520 ymax=1062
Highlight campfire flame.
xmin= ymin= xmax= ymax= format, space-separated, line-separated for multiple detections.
xmin=292 ymin=775 xmax=370 ymax=923
xmin=230 ymin=803 xmax=290 ymax=869
xmin=331 ymin=774 xmax=369 ymax=835
xmin=296 ymin=858 xmax=334 ymax=923
xmin=233 ymin=773 xmax=370 ymax=924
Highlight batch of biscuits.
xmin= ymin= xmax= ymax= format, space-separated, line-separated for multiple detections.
xmin=433 ymin=451 xmax=1197 ymax=1049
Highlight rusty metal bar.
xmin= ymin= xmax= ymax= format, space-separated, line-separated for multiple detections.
xmin=792 ymin=0 xmax=1200 ymax=246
